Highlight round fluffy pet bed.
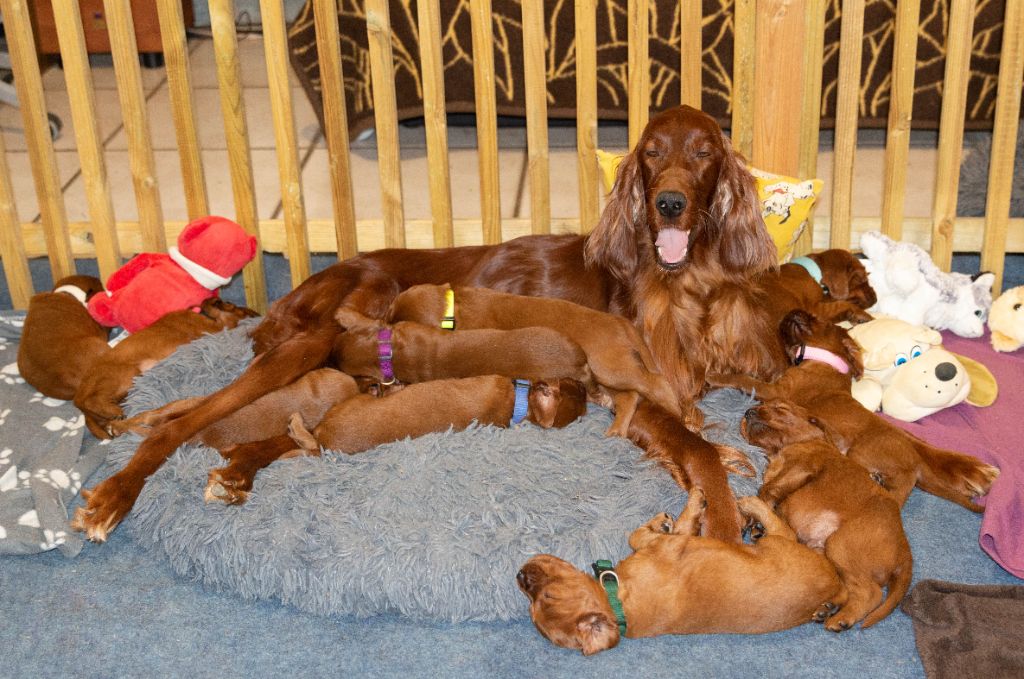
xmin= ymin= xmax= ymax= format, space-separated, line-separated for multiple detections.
xmin=96 ymin=323 xmax=764 ymax=622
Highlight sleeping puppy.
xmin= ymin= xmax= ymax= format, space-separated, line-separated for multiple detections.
xmin=741 ymin=399 xmax=912 ymax=631
xmin=109 ymin=367 xmax=360 ymax=450
xmin=757 ymin=249 xmax=876 ymax=327
xmin=74 ymin=298 xmax=258 ymax=438
xmin=387 ymin=284 xmax=684 ymax=432
xmin=17 ymin=275 xmax=110 ymax=400
xmin=516 ymin=489 xmax=844 ymax=655
xmin=202 ymin=375 xmax=588 ymax=505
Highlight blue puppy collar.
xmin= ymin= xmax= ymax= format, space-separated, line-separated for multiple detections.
xmin=790 ymin=256 xmax=823 ymax=284
xmin=511 ymin=379 xmax=531 ymax=424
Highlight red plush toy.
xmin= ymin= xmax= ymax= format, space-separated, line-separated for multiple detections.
xmin=88 ymin=216 xmax=257 ymax=333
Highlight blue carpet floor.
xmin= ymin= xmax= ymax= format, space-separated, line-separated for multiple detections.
xmin=0 ymin=485 xmax=1016 ymax=679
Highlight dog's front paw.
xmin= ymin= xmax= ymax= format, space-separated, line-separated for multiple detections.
xmin=69 ymin=474 xmax=141 ymax=542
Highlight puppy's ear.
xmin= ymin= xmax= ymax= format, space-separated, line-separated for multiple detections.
xmin=576 ymin=612 xmax=620 ymax=655
xmin=335 ymin=306 xmax=377 ymax=331
xmin=779 ymin=309 xmax=814 ymax=347
xmin=808 ymin=415 xmax=848 ymax=453
xmin=585 ymin=149 xmax=643 ymax=284
xmin=840 ymin=333 xmax=864 ymax=378
xmin=527 ymin=381 xmax=558 ymax=428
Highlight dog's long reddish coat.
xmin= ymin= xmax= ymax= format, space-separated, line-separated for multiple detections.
xmin=72 ymin=106 xmax=785 ymax=543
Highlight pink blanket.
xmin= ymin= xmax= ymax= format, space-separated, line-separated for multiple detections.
xmin=885 ymin=330 xmax=1024 ymax=579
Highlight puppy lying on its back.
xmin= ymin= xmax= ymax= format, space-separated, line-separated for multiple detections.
xmin=18 ymin=275 xmax=109 ymax=400
xmin=741 ymin=399 xmax=912 ymax=631
xmin=517 ymin=489 xmax=844 ymax=655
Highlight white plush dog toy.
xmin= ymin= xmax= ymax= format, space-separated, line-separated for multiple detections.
xmin=988 ymin=285 xmax=1024 ymax=352
xmin=860 ymin=231 xmax=995 ymax=338
xmin=848 ymin=316 xmax=971 ymax=422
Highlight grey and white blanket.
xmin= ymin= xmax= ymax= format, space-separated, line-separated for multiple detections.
xmin=0 ymin=313 xmax=109 ymax=557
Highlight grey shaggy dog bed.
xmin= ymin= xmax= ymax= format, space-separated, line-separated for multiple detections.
xmin=93 ymin=322 xmax=765 ymax=623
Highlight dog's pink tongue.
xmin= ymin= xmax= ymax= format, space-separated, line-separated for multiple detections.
xmin=655 ymin=228 xmax=689 ymax=265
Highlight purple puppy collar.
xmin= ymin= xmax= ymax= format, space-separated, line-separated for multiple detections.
xmin=377 ymin=327 xmax=396 ymax=385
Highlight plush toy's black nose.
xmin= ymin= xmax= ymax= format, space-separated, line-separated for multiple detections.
xmin=934 ymin=362 xmax=957 ymax=381
xmin=655 ymin=191 xmax=687 ymax=218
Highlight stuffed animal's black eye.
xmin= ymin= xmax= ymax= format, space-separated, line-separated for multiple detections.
xmin=975 ymin=309 xmax=983 ymax=317
xmin=1014 ymin=303 xmax=1022 ymax=311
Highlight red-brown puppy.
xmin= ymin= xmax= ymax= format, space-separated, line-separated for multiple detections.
xmin=110 ymin=367 xmax=359 ymax=450
xmin=388 ymin=283 xmax=683 ymax=431
xmin=709 ymin=310 xmax=999 ymax=510
xmin=17 ymin=275 xmax=109 ymax=400
xmin=204 ymin=375 xmax=587 ymax=505
xmin=73 ymin=298 xmax=258 ymax=439
xmin=516 ymin=489 xmax=844 ymax=655
xmin=741 ymin=399 xmax=912 ymax=630
xmin=757 ymin=249 xmax=876 ymax=326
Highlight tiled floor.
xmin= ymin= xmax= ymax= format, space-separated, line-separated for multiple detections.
xmin=0 ymin=33 xmax=936 ymax=231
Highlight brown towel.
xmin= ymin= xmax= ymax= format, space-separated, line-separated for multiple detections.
xmin=901 ymin=579 xmax=1024 ymax=679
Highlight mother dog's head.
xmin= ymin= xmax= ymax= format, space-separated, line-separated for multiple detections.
xmin=585 ymin=106 xmax=776 ymax=283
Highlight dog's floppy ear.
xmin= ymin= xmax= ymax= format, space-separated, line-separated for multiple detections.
xmin=585 ymin=149 xmax=643 ymax=284
xmin=808 ymin=414 xmax=849 ymax=453
xmin=840 ymin=331 xmax=865 ymax=378
xmin=576 ymin=612 xmax=620 ymax=655
xmin=779 ymin=309 xmax=815 ymax=348
xmin=712 ymin=137 xmax=778 ymax=275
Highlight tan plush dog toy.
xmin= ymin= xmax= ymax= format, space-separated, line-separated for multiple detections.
xmin=988 ymin=286 xmax=1024 ymax=352
xmin=848 ymin=316 xmax=994 ymax=421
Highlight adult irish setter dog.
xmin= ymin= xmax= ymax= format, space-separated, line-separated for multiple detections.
xmin=73 ymin=105 xmax=786 ymax=543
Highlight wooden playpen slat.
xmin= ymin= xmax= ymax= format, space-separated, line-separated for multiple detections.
xmin=52 ymin=0 xmax=121 ymax=281
xmin=575 ymin=0 xmax=599 ymax=234
xmin=879 ymin=0 xmax=921 ymax=243
xmin=679 ymin=0 xmax=702 ymax=109
xmin=365 ymin=0 xmax=406 ymax=248
xmin=730 ymin=0 xmax=755 ymax=159
xmin=981 ymin=0 xmax=1024 ymax=295
xmin=313 ymin=0 xmax=359 ymax=259
xmin=156 ymin=0 xmax=209 ymax=221
xmin=0 ymin=135 xmax=32 ymax=308
xmin=0 ymin=0 xmax=74 ymax=281
xmin=469 ymin=0 xmax=502 ymax=244
xmin=931 ymin=0 xmax=977 ymax=271
xmin=792 ymin=0 xmax=827 ymax=257
xmin=753 ymin=0 xmax=807 ymax=175
xmin=828 ymin=0 xmax=865 ymax=250
xmin=209 ymin=0 xmax=268 ymax=313
xmin=260 ymin=0 xmax=311 ymax=287
xmin=415 ymin=0 xmax=454 ymax=248
xmin=627 ymin=0 xmax=650 ymax=149
xmin=522 ymin=0 xmax=550 ymax=234
xmin=104 ymin=0 xmax=165 ymax=251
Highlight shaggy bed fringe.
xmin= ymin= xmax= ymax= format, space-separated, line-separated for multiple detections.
xmin=96 ymin=322 xmax=765 ymax=623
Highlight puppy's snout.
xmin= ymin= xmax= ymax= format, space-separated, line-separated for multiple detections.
xmin=517 ymin=565 xmax=540 ymax=596
xmin=655 ymin=191 xmax=687 ymax=218
xmin=934 ymin=361 xmax=957 ymax=382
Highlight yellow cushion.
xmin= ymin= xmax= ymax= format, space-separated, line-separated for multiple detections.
xmin=596 ymin=150 xmax=823 ymax=263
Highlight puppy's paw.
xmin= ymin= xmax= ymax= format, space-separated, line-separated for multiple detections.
xmin=824 ymin=611 xmax=857 ymax=633
xmin=205 ymin=468 xmax=252 ymax=505
xmin=643 ymin=512 xmax=674 ymax=534
xmin=812 ymin=601 xmax=839 ymax=623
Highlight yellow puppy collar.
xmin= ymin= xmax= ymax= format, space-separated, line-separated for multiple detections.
xmin=441 ymin=288 xmax=456 ymax=330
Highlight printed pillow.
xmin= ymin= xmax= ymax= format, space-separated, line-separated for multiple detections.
xmin=596 ymin=150 xmax=823 ymax=263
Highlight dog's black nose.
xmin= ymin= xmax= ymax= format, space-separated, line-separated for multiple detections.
xmin=934 ymin=362 xmax=957 ymax=381
xmin=516 ymin=568 xmax=531 ymax=591
xmin=655 ymin=191 xmax=687 ymax=218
